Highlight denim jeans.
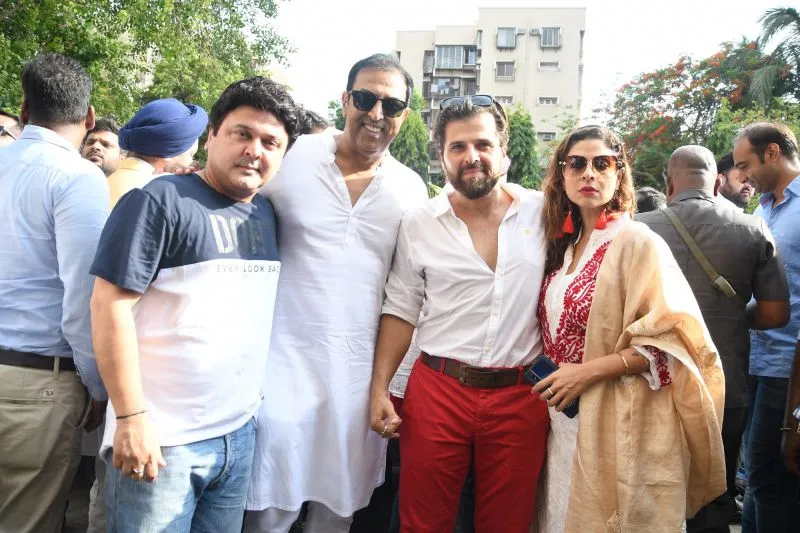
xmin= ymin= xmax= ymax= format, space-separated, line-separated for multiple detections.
xmin=106 ymin=418 xmax=256 ymax=533
xmin=742 ymin=376 xmax=799 ymax=532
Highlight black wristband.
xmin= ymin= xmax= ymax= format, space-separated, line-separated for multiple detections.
xmin=116 ymin=409 xmax=146 ymax=420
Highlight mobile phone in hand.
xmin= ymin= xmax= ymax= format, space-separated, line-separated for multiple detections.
xmin=523 ymin=354 xmax=579 ymax=418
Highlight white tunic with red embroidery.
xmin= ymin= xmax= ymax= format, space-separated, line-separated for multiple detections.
xmin=535 ymin=214 xmax=674 ymax=533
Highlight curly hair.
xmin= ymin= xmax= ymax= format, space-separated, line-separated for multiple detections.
xmin=542 ymin=125 xmax=636 ymax=275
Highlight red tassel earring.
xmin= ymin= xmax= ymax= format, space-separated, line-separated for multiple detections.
xmin=561 ymin=211 xmax=575 ymax=234
xmin=594 ymin=211 xmax=609 ymax=229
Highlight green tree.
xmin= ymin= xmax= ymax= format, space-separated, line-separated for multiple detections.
xmin=706 ymin=97 xmax=800 ymax=158
xmin=390 ymin=91 xmax=429 ymax=181
xmin=506 ymin=105 xmax=540 ymax=189
xmin=750 ymin=7 xmax=800 ymax=106
xmin=606 ymin=40 xmax=787 ymax=189
xmin=0 ymin=0 xmax=291 ymax=121
xmin=327 ymin=99 xmax=345 ymax=130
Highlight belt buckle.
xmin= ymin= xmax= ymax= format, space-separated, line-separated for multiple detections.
xmin=458 ymin=364 xmax=469 ymax=385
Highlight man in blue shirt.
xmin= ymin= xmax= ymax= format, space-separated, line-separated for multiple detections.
xmin=0 ymin=54 xmax=109 ymax=533
xmin=733 ymin=121 xmax=800 ymax=532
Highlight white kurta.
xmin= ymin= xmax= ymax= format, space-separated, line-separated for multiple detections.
xmin=246 ymin=134 xmax=428 ymax=516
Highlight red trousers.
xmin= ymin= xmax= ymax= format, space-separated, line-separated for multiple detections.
xmin=399 ymin=359 xmax=549 ymax=533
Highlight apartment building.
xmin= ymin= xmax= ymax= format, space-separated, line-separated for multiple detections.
xmin=396 ymin=7 xmax=586 ymax=175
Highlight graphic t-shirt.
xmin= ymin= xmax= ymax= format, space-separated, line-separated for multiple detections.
xmin=91 ymin=173 xmax=280 ymax=447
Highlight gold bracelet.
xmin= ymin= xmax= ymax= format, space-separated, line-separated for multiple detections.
xmin=620 ymin=353 xmax=631 ymax=375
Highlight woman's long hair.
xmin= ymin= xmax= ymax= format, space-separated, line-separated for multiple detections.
xmin=542 ymin=125 xmax=636 ymax=275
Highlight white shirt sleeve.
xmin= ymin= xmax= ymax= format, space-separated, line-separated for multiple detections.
xmin=381 ymin=215 xmax=424 ymax=326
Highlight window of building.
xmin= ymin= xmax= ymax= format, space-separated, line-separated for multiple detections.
xmin=422 ymin=80 xmax=431 ymax=99
xmin=430 ymin=77 xmax=460 ymax=98
xmin=435 ymin=45 xmax=463 ymax=69
xmin=464 ymin=79 xmax=477 ymax=95
xmin=538 ymin=96 xmax=559 ymax=106
xmin=496 ymin=96 xmax=514 ymax=105
xmin=537 ymin=131 xmax=557 ymax=142
xmin=540 ymin=27 xmax=561 ymax=48
xmin=495 ymin=61 xmax=515 ymax=80
xmin=423 ymin=50 xmax=434 ymax=73
xmin=539 ymin=61 xmax=560 ymax=71
xmin=396 ymin=51 xmax=401 ymax=62
xmin=497 ymin=27 xmax=517 ymax=49
xmin=464 ymin=47 xmax=477 ymax=65
xmin=476 ymin=29 xmax=483 ymax=50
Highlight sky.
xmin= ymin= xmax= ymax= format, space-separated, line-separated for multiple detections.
xmin=268 ymin=0 xmax=781 ymax=121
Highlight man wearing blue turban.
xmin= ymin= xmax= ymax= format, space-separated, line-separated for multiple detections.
xmin=107 ymin=98 xmax=207 ymax=207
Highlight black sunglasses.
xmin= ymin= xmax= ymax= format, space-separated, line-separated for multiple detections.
xmin=439 ymin=94 xmax=499 ymax=110
xmin=0 ymin=125 xmax=17 ymax=140
xmin=348 ymin=89 xmax=407 ymax=118
xmin=559 ymin=155 xmax=622 ymax=177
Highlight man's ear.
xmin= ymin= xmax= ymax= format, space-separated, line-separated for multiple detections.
xmin=713 ymin=175 xmax=722 ymax=196
xmin=204 ymin=126 xmax=213 ymax=150
xmin=20 ymin=99 xmax=30 ymax=125
xmin=84 ymin=105 xmax=96 ymax=132
xmin=766 ymin=142 xmax=781 ymax=163
xmin=341 ymin=91 xmax=349 ymax=109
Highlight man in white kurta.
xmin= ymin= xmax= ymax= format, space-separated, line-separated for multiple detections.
xmin=244 ymin=54 xmax=428 ymax=533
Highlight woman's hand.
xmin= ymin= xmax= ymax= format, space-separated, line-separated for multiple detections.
xmin=531 ymin=363 xmax=596 ymax=412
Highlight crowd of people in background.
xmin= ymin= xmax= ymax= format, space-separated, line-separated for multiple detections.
xmin=0 ymin=49 xmax=799 ymax=533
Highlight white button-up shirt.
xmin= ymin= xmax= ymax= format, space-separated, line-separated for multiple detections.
xmin=382 ymin=182 xmax=546 ymax=368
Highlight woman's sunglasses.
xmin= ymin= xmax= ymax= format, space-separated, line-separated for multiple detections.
xmin=559 ymin=155 xmax=622 ymax=178
xmin=348 ymin=89 xmax=408 ymax=118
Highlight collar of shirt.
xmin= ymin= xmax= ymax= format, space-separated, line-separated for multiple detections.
xmin=19 ymin=124 xmax=78 ymax=154
xmin=668 ymin=189 xmax=715 ymax=205
xmin=759 ymin=174 xmax=800 ymax=209
xmin=431 ymin=179 xmax=520 ymax=219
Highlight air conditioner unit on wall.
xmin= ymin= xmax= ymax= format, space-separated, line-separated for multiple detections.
xmin=516 ymin=28 xmax=526 ymax=35
xmin=530 ymin=28 xmax=540 ymax=36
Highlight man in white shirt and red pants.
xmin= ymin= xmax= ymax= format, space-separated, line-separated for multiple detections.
xmin=369 ymin=95 xmax=550 ymax=532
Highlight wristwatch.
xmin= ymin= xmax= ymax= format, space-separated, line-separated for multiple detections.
xmin=793 ymin=405 xmax=800 ymax=434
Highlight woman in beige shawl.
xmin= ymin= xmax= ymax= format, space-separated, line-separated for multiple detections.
xmin=531 ymin=125 xmax=726 ymax=533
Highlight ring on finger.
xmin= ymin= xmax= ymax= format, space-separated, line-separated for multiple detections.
xmin=547 ymin=387 xmax=556 ymax=399
xmin=129 ymin=465 xmax=144 ymax=476
xmin=380 ymin=423 xmax=388 ymax=437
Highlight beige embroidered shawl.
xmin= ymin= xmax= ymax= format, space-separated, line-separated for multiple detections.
xmin=563 ymin=221 xmax=726 ymax=532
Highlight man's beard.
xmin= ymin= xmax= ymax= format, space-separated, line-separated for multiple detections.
xmin=721 ymin=189 xmax=748 ymax=208
xmin=447 ymin=161 xmax=500 ymax=200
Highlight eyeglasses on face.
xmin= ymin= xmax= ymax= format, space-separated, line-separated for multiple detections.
xmin=348 ymin=89 xmax=408 ymax=118
xmin=0 ymin=125 xmax=17 ymax=140
xmin=559 ymin=155 xmax=622 ymax=178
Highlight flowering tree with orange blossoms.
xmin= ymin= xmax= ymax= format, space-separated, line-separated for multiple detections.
xmin=607 ymin=40 xmax=794 ymax=189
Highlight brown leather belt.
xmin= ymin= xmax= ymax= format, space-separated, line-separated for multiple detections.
xmin=420 ymin=352 xmax=529 ymax=388
xmin=0 ymin=348 xmax=76 ymax=372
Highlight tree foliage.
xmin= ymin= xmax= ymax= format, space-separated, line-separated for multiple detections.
xmin=750 ymin=7 xmax=800 ymax=106
xmin=606 ymin=40 xmax=796 ymax=189
xmin=706 ymin=98 xmax=800 ymax=158
xmin=327 ymin=99 xmax=345 ymax=131
xmin=390 ymin=91 xmax=429 ymax=182
xmin=506 ymin=105 xmax=540 ymax=189
xmin=0 ymin=0 xmax=291 ymax=122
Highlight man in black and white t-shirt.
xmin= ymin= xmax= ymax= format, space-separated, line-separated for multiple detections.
xmin=89 ymin=77 xmax=299 ymax=533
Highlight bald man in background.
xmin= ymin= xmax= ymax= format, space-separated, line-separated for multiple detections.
xmin=638 ymin=145 xmax=790 ymax=532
